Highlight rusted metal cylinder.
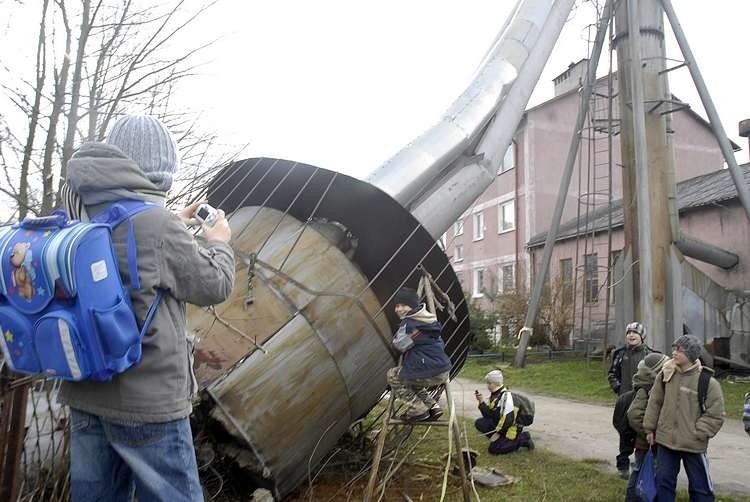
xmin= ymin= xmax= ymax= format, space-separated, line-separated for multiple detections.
xmin=191 ymin=158 xmax=469 ymax=498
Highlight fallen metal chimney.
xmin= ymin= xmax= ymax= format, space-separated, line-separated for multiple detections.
xmin=191 ymin=1 xmax=575 ymax=497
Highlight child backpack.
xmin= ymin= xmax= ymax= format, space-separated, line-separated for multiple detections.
xmin=512 ymin=391 xmax=535 ymax=427
xmin=612 ymin=388 xmax=637 ymax=436
xmin=0 ymin=201 xmax=162 ymax=381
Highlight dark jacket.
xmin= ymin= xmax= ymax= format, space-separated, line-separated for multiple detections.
xmin=393 ymin=304 xmax=452 ymax=380
xmin=608 ymin=343 xmax=652 ymax=395
xmin=479 ymin=386 xmax=519 ymax=439
xmin=58 ymin=143 xmax=235 ymax=423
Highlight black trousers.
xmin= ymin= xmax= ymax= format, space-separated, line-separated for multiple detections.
xmin=616 ymin=430 xmax=635 ymax=471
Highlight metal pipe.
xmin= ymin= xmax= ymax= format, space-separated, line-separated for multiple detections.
xmin=660 ymin=0 xmax=750 ymax=224
xmin=626 ymin=0 xmax=655 ymax=336
xmin=368 ymin=0 xmax=575 ymax=230
xmin=512 ymin=0 xmax=614 ymax=367
xmin=675 ymin=234 xmax=739 ymax=270
xmin=410 ymin=0 xmax=576 ymax=239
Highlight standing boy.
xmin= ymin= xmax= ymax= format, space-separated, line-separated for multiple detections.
xmin=60 ymin=116 xmax=235 ymax=501
xmin=388 ymin=287 xmax=452 ymax=422
xmin=608 ymin=321 xmax=652 ymax=478
xmin=644 ymin=335 xmax=725 ymax=502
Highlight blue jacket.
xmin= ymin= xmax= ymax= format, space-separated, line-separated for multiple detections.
xmin=393 ymin=304 xmax=452 ymax=380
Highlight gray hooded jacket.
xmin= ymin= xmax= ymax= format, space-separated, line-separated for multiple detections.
xmin=58 ymin=143 xmax=235 ymax=423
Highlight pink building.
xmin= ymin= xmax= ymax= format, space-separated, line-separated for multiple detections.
xmin=527 ymin=164 xmax=750 ymax=348
xmin=448 ymin=60 xmax=742 ymax=345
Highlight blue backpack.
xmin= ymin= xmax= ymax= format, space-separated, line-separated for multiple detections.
xmin=0 ymin=201 xmax=163 ymax=381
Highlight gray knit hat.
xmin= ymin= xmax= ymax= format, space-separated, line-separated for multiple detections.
xmin=637 ymin=353 xmax=668 ymax=379
xmin=672 ymin=335 xmax=702 ymax=362
xmin=485 ymin=370 xmax=504 ymax=386
xmin=106 ymin=115 xmax=178 ymax=191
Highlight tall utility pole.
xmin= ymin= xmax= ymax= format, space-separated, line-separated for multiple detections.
xmin=613 ymin=0 xmax=680 ymax=353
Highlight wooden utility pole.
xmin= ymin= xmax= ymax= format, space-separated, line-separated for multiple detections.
xmin=613 ymin=0 xmax=680 ymax=353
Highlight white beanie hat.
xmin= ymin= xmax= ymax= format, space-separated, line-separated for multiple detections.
xmin=107 ymin=115 xmax=178 ymax=192
xmin=485 ymin=370 xmax=504 ymax=386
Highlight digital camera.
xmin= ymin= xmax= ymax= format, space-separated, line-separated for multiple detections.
xmin=194 ymin=203 xmax=218 ymax=227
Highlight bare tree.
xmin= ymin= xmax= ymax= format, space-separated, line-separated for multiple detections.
xmin=15 ymin=0 xmax=50 ymax=220
xmin=1 ymin=0 xmax=233 ymax=220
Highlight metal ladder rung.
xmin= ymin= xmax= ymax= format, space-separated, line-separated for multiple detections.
xmin=363 ymin=379 xmax=471 ymax=502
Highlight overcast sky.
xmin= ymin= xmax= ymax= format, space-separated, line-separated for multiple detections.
xmin=1 ymin=1 xmax=747 ymax=182
xmin=178 ymin=0 xmax=749 ymax=179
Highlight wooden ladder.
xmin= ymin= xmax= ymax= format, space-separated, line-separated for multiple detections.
xmin=363 ymin=379 xmax=471 ymax=502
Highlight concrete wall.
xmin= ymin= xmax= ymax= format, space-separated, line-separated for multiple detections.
xmin=680 ymin=201 xmax=750 ymax=291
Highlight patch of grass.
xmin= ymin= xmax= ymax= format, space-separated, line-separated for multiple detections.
xmin=459 ymin=357 xmax=617 ymax=405
xmin=719 ymin=378 xmax=750 ymax=420
xmin=460 ymin=357 xmax=750 ymax=420
xmin=295 ymin=415 xmax=749 ymax=501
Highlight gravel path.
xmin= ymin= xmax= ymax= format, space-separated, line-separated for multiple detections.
xmin=449 ymin=377 xmax=750 ymax=497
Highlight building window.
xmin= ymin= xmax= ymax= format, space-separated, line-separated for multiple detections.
xmin=498 ymin=200 xmax=515 ymax=232
xmin=473 ymin=211 xmax=484 ymax=241
xmin=584 ymin=253 xmax=599 ymax=304
xmin=456 ymin=271 xmax=465 ymax=290
xmin=560 ymin=258 xmax=573 ymax=304
xmin=438 ymin=233 xmax=447 ymax=251
xmin=454 ymin=219 xmax=464 ymax=236
xmin=454 ymin=245 xmax=464 ymax=262
xmin=473 ymin=268 xmax=485 ymax=297
xmin=500 ymin=263 xmax=515 ymax=293
xmin=498 ymin=143 xmax=515 ymax=174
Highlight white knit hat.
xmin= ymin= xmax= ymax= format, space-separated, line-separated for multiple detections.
xmin=485 ymin=370 xmax=504 ymax=386
xmin=107 ymin=115 xmax=178 ymax=191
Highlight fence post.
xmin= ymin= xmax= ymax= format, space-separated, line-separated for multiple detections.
xmin=0 ymin=368 xmax=29 ymax=502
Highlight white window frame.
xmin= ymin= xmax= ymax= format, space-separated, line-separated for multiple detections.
xmin=438 ymin=233 xmax=447 ymax=251
xmin=498 ymin=143 xmax=515 ymax=174
xmin=499 ymin=263 xmax=515 ymax=293
xmin=454 ymin=219 xmax=464 ymax=236
xmin=498 ymin=199 xmax=515 ymax=233
xmin=472 ymin=267 xmax=485 ymax=298
xmin=456 ymin=271 xmax=465 ymax=290
xmin=454 ymin=245 xmax=464 ymax=262
xmin=473 ymin=211 xmax=485 ymax=241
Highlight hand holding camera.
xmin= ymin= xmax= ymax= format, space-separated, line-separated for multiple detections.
xmin=475 ymin=389 xmax=484 ymax=403
xmin=196 ymin=204 xmax=231 ymax=243
xmin=177 ymin=200 xmax=231 ymax=243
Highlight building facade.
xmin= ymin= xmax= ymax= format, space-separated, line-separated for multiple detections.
xmin=448 ymin=60 xmax=735 ymax=343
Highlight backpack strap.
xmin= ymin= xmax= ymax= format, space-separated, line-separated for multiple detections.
xmin=697 ymin=368 xmax=711 ymax=414
xmin=139 ymin=289 xmax=164 ymax=338
xmin=661 ymin=367 xmax=712 ymax=414
xmin=91 ymin=200 xmax=158 ymax=291
xmin=91 ymin=200 xmax=164 ymax=336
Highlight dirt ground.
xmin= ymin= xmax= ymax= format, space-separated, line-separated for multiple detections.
xmin=450 ymin=377 xmax=750 ymax=498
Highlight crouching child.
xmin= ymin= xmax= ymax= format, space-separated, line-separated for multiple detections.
xmin=387 ymin=287 xmax=452 ymax=422
xmin=474 ymin=370 xmax=533 ymax=454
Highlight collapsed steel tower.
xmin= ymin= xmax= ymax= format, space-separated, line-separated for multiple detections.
xmin=189 ymin=0 xmax=575 ymax=497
